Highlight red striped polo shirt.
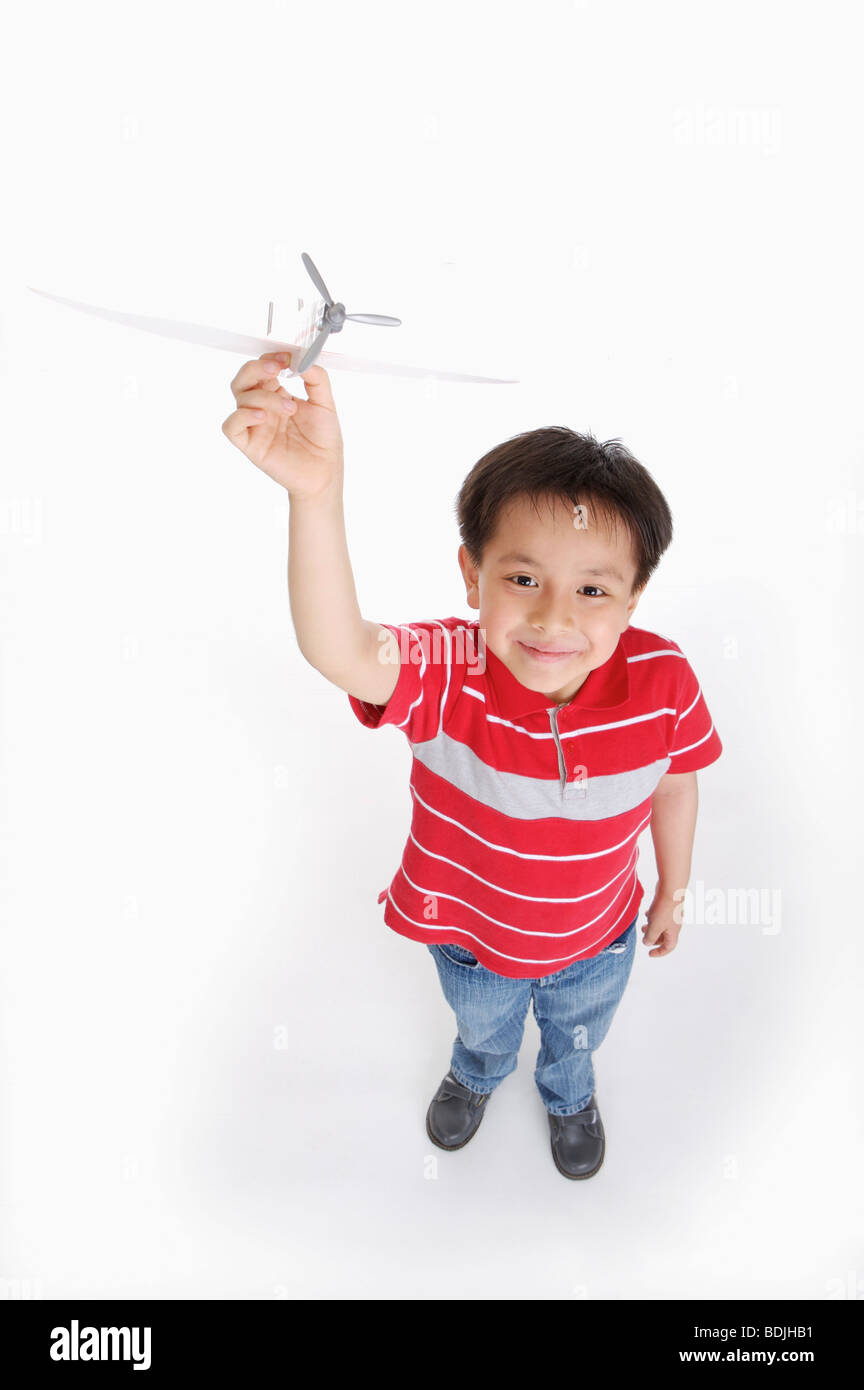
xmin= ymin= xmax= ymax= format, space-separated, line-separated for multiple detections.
xmin=348 ymin=617 xmax=722 ymax=979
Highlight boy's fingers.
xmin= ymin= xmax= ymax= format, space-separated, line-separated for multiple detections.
xmin=222 ymin=406 xmax=274 ymax=447
xmin=234 ymin=386 xmax=291 ymax=413
xmin=295 ymin=362 xmax=335 ymax=410
xmin=230 ymin=354 xmax=290 ymax=399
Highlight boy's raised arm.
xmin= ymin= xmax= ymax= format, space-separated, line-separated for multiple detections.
xmin=288 ymin=487 xmax=400 ymax=705
xmin=220 ymin=352 xmax=399 ymax=707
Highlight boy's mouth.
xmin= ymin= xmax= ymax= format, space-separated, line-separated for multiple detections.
xmin=516 ymin=641 xmax=583 ymax=665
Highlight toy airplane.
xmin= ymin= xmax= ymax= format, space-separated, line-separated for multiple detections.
xmin=28 ymin=251 xmax=518 ymax=385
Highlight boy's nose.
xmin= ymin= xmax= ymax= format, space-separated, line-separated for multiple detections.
xmin=532 ymin=599 xmax=578 ymax=637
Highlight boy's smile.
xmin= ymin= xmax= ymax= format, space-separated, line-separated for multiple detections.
xmin=458 ymin=493 xmax=644 ymax=706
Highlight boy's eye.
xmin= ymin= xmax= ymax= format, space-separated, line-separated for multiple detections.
xmin=506 ymin=576 xmax=607 ymax=598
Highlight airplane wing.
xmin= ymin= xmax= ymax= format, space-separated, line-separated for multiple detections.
xmin=27 ymin=287 xmax=519 ymax=385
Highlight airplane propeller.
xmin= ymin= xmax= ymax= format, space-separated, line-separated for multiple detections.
xmin=296 ymin=251 xmax=402 ymax=372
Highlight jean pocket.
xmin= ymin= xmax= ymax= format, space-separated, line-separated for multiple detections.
xmin=436 ymin=941 xmax=481 ymax=969
xmin=601 ymin=916 xmax=637 ymax=955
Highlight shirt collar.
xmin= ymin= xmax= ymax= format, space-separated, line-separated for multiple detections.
xmin=472 ymin=623 xmax=631 ymax=718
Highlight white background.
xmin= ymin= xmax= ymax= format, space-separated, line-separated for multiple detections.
xmin=1 ymin=0 xmax=861 ymax=1300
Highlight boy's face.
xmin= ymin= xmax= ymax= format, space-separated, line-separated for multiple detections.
xmin=458 ymin=493 xmax=644 ymax=705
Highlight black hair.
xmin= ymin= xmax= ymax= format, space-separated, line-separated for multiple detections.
xmin=455 ymin=426 xmax=673 ymax=593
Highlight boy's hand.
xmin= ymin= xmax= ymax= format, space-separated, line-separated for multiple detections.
xmin=641 ymin=888 xmax=683 ymax=957
xmin=221 ymin=353 xmax=345 ymax=499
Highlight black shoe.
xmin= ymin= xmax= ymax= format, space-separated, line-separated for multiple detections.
xmin=426 ymin=1070 xmax=490 ymax=1150
xmin=548 ymin=1094 xmax=605 ymax=1179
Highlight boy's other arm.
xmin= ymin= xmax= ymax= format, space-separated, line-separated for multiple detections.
xmin=642 ymin=772 xmax=699 ymax=957
xmin=650 ymin=771 xmax=699 ymax=897
xmin=287 ymin=485 xmax=400 ymax=707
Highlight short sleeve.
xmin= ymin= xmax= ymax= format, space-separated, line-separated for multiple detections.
xmin=667 ymin=650 xmax=723 ymax=773
xmin=347 ymin=618 xmax=463 ymax=744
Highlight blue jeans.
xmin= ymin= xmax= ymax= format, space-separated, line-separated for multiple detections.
xmin=427 ymin=914 xmax=638 ymax=1116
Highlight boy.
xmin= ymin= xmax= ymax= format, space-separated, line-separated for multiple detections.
xmin=222 ymin=352 xmax=723 ymax=1181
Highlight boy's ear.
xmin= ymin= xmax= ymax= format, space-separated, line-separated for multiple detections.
xmin=458 ymin=544 xmax=480 ymax=608
xmin=626 ymin=581 xmax=646 ymax=620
